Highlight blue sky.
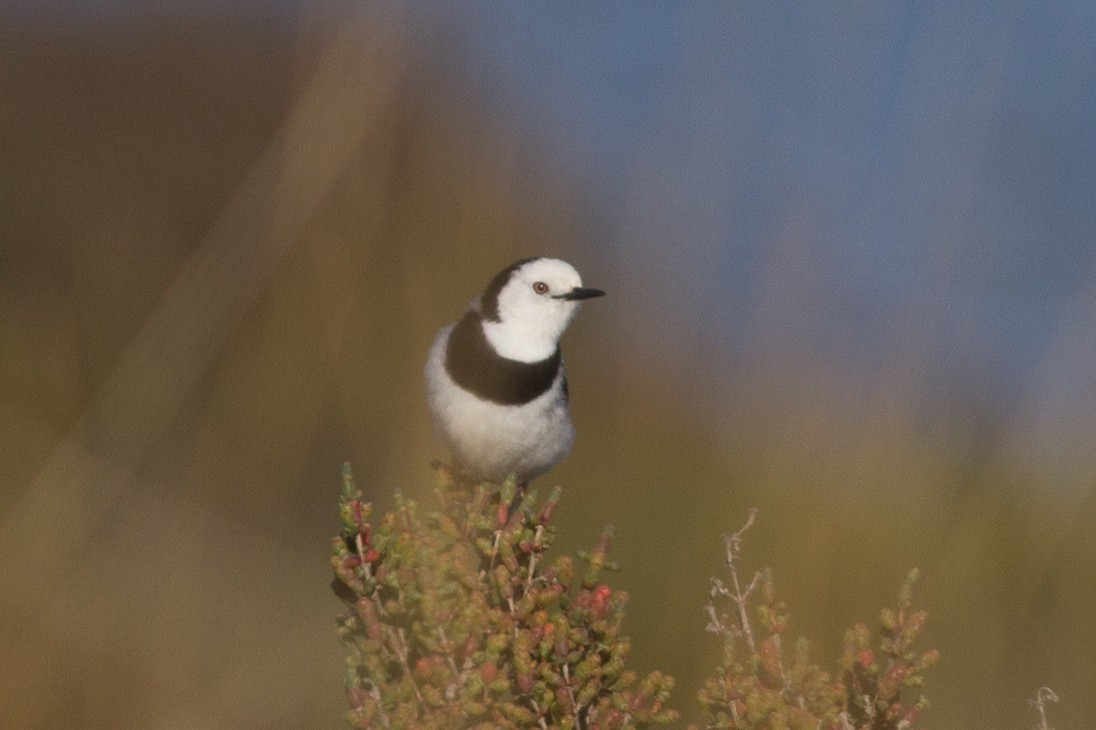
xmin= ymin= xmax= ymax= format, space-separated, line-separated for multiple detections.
xmin=427 ymin=2 xmax=1096 ymax=406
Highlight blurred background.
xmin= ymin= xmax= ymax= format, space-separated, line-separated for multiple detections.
xmin=3 ymin=1 xmax=1095 ymax=727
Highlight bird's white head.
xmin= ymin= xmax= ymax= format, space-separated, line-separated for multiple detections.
xmin=478 ymin=257 xmax=604 ymax=362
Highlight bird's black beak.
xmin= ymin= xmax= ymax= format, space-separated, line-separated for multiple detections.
xmin=557 ymin=287 xmax=606 ymax=301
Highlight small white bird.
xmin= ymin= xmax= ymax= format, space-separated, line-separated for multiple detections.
xmin=425 ymin=257 xmax=605 ymax=485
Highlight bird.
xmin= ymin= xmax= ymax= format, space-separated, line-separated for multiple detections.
xmin=425 ymin=256 xmax=605 ymax=485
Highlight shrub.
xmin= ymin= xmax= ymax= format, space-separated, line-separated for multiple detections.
xmin=697 ymin=510 xmax=938 ymax=730
xmin=331 ymin=467 xmax=939 ymax=729
xmin=331 ymin=463 xmax=678 ymax=729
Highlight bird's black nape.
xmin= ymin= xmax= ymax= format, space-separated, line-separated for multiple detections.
xmin=479 ymin=256 xmax=545 ymax=322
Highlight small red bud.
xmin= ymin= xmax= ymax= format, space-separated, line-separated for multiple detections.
xmin=517 ymin=672 xmax=534 ymax=693
xmin=759 ymin=637 xmax=782 ymax=679
xmin=538 ymin=500 xmax=558 ymax=523
xmin=347 ymin=686 xmax=367 ymax=709
xmin=480 ymin=662 xmax=498 ymax=683
xmin=595 ymin=530 xmax=613 ymax=556
xmin=592 ymin=585 xmax=612 ymax=616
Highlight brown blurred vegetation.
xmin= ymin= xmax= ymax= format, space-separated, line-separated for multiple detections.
xmin=1 ymin=3 xmax=1094 ymax=729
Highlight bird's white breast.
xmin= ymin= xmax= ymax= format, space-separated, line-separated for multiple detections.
xmin=481 ymin=317 xmax=560 ymax=362
xmin=424 ymin=323 xmax=574 ymax=483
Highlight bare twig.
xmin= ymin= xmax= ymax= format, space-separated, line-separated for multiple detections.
xmin=563 ymin=663 xmax=580 ymax=718
xmin=861 ymin=694 xmax=875 ymax=722
xmin=390 ymin=627 xmax=424 ymax=704
xmin=436 ymin=626 xmax=461 ymax=679
xmin=720 ymin=508 xmax=762 ymax=652
xmin=1029 ymin=686 xmax=1059 ymax=730
xmin=525 ymin=525 xmax=544 ymax=595
xmin=366 ymin=682 xmax=391 ymax=729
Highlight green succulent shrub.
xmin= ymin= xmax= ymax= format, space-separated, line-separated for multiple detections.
xmin=332 ymin=467 xmax=939 ymax=729
xmin=331 ymin=463 xmax=678 ymax=729
xmin=696 ymin=510 xmax=939 ymax=730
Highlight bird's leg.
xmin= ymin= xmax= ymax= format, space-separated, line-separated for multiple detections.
xmin=507 ymin=481 xmax=529 ymax=515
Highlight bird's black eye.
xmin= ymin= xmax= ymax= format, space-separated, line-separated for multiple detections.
xmin=532 ymin=281 xmax=549 ymax=295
